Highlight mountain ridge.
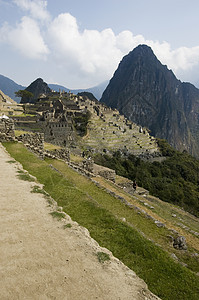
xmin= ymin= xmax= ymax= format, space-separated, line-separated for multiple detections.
xmin=0 ymin=75 xmax=25 ymax=102
xmin=0 ymin=74 xmax=107 ymax=102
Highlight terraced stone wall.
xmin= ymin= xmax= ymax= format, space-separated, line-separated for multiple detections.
xmin=0 ymin=118 xmax=15 ymax=141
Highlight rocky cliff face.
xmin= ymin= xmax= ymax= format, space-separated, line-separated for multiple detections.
xmin=101 ymin=45 xmax=199 ymax=158
xmin=21 ymin=78 xmax=51 ymax=104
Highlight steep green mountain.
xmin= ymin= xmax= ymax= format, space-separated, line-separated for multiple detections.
xmin=101 ymin=44 xmax=199 ymax=158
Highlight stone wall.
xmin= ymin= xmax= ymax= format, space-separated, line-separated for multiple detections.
xmin=68 ymin=159 xmax=116 ymax=182
xmin=44 ymin=148 xmax=70 ymax=162
xmin=0 ymin=117 xmax=15 ymax=142
xmin=17 ymin=132 xmax=70 ymax=162
xmin=17 ymin=133 xmax=44 ymax=158
xmin=93 ymin=164 xmax=116 ymax=182
xmin=43 ymin=119 xmax=74 ymax=146
xmin=82 ymin=160 xmax=116 ymax=182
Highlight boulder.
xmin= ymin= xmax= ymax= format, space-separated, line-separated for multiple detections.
xmin=173 ymin=236 xmax=187 ymax=250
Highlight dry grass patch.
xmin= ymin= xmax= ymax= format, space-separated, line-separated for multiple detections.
xmin=44 ymin=142 xmax=62 ymax=151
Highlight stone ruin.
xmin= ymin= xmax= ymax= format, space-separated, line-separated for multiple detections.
xmin=81 ymin=158 xmax=116 ymax=182
xmin=17 ymin=133 xmax=45 ymax=158
xmin=0 ymin=117 xmax=15 ymax=142
xmin=17 ymin=132 xmax=70 ymax=162
xmin=44 ymin=148 xmax=70 ymax=162
xmin=93 ymin=163 xmax=116 ymax=182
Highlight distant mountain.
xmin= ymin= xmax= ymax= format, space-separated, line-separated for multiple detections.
xmin=73 ymin=81 xmax=108 ymax=100
xmin=0 ymin=74 xmax=108 ymax=103
xmin=101 ymin=44 xmax=199 ymax=158
xmin=49 ymin=80 xmax=108 ymax=100
xmin=0 ymin=75 xmax=25 ymax=103
xmin=21 ymin=78 xmax=51 ymax=104
xmin=48 ymin=84 xmax=70 ymax=93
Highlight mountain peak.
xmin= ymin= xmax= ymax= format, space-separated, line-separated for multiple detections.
xmin=21 ymin=78 xmax=51 ymax=104
xmin=101 ymin=44 xmax=199 ymax=158
xmin=122 ymin=44 xmax=157 ymax=64
xmin=129 ymin=44 xmax=154 ymax=55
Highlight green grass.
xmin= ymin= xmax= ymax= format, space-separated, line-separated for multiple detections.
xmin=17 ymin=170 xmax=35 ymax=182
xmin=44 ymin=142 xmax=62 ymax=151
xmin=63 ymin=223 xmax=72 ymax=229
xmin=31 ymin=185 xmax=47 ymax=195
xmin=3 ymin=142 xmax=199 ymax=300
xmin=15 ymin=130 xmax=30 ymax=136
xmin=50 ymin=211 xmax=66 ymax=220
xmin=97 ymin=252 xmax=110 ymax=263
xmin=6 ymin=160 xmax=16 ymax=164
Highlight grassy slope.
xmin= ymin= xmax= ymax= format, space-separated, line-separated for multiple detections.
xmin=3 ymin=142 xmax=199 ymax=300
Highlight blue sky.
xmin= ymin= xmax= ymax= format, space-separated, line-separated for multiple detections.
xmin=1 ymin=0 xmax=199 ymax=89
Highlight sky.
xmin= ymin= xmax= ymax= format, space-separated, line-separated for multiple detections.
xmin=1 ymin=0 xmax=199 ymax=89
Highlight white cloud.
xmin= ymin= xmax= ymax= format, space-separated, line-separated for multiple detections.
xmin=0 ymin=16 xmax=49 ymax=59
xmin=1 ymin=2 xmax=199 ymax=88
xmin=46 ymin=13 xmax=199 ymax=86
xmin=13 ymin=0 xmax=50 ymax=21
xmin=150 ymin=42 xmax=199 ymax=73
xmin=47 ymin=13 xmax=122 ymax=83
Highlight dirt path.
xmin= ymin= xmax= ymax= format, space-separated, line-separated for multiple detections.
xmin=0 ymin=144 xmax=160 ymax=300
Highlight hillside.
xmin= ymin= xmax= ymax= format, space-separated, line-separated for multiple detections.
xmin=1 ymin=84 xmax=199 ymax=299
xmin=11 ymin=87 xmax=159 ymax=158
xmin=78 ymin=100 xmax=159 ymax=157
xmin=2 ymin=141 xmax=199 ymax=300
xmin=101 ymin=44 xmax=199 ymax=158
xmin=2 ymin=87 xmax=199 ymax=216
xmin=94 ymin=139 xmax=199 ymax=217
xmin=0 ymin=144 xmax=160 ymax=300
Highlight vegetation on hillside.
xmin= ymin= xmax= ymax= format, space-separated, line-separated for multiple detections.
xmin=3 ymin=142 xmax=199 ymax=300
xmin=73 ymin=110 xmax=91 ymax=136
xmin=94 ymin=139 xmax=199 ymax=217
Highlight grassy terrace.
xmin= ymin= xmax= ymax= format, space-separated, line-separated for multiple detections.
xmin=3 ymin=142 xmax=199 ymax=300
xmin=82 ymin=113 xmax=158 ymax=153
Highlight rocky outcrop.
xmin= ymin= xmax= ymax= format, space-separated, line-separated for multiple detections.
xmin=173 ymin=236 xmax=187 ymax=250
xmin=101 ymin=44 xmax=199 ymax=158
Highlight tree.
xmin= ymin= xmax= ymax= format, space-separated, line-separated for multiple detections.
xmin=15 ymin=90 xmax=34 ymax=103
